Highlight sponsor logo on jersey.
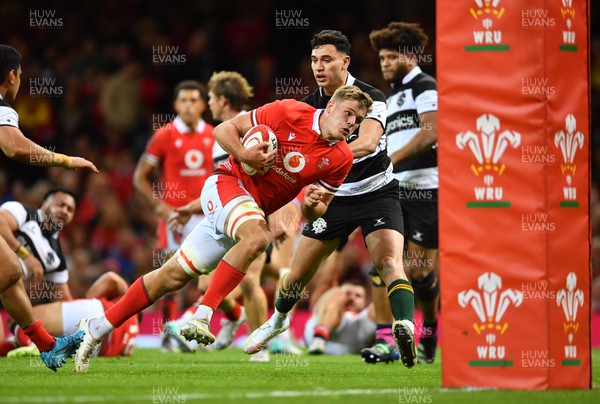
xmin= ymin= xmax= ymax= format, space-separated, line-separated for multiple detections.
xmin=283 ymin=152 xmax=306 ymax=173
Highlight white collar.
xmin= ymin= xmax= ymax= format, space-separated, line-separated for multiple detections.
xmin=312 ymin=109 xmax=339 ymax=146
xmin=173 ymin=116 xmax=206 ymax=134
xmin=312 ymin=109 xmax=322 ymax=134
xmin=402 ymin=66 xmax=422 ymax=85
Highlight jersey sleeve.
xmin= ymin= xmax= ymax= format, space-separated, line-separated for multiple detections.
xmin=250 ymin=100 xmax=291 ymax=132
xmin=412 ymin=76 xmax=438 ymax=115
xmin=316 ymin=147 xmax=354 ymax=194
xmin=0 ymin=201 xmax=28 ymax=227
xmin=415 ymin=90 xmax=438 ymax=115
xmin=0 ymin=102 xmax=19 ymax=128
xmin=364 ymin=87 xmax=387 ymax=128
xmin=143 ymin=127 xmax=169 ymax=165
xmin=44 ymin=269 xmax=69 ymax=284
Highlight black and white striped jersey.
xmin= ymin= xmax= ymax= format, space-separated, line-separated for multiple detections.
xmin=386 ymin=66 xmax=438 ymax=189
xmin=0 ymin=202 xmax=68 ymax=284
xmin=0 ymin=97 xmax=19 ymax=128
xmin=301 ymin=73 xmax=394 ymax=197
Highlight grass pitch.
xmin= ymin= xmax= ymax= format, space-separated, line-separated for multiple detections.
xmin=0 ymin=348 xmax=598 ymax=403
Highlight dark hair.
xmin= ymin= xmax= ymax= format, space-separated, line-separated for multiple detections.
xmin=369 ymin=22 xmax=429 ymax=53
xmin=42 ymin=187 xmax=77 ymax=205
xmin=0 ymin=45 xmax=21 ymax=82
xmin=311 ymin=30 xmax=351 ymax=55
xmin=173 ymin=80 xmax=208 ymax=102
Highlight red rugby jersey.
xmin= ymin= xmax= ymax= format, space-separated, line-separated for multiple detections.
xmin=218 ymin=99 xmax=353 ymax=215
xmin=144 ymin=117 xmax=215 ymax=207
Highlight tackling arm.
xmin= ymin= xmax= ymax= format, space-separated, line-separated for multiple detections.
xmin=0 ymin=126 xmax=98 ymax=172
xmin=347 ymin=119 xmax=383 ymax=158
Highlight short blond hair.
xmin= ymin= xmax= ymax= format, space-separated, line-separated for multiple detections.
xmin=331 ymin=85 xmax=373 ymax=114
xmin=208 ymin=71 xmax=254 ymax=111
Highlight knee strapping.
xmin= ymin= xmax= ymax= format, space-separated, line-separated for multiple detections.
xmin=368 ymin=267 xmax=386 ymax=288
xmin=225 ymin=201 xmax=265 ymax=239
xmin=410 ymin=271 xmax=439 ymax=302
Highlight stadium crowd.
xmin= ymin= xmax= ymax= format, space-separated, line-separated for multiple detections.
xmin=0 ymin=0 xmax=597 ymax=324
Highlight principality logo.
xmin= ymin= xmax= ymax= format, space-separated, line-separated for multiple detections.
xmin=556 ymin=272 xmax=584 ymax=366
xmin=458 ymin=272 xmax=523 ymax=366
xmin=559 ymin=0 xmax=577 ymax=51
xmin=554 ymin=114 xmax=584 ymax=207
xmin=456 ymin=114 xmax=521 ymax=207
xmin=466 ymin=0 xmax=509 ymax=51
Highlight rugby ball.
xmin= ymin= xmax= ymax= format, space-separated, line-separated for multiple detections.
xmin=241 ymin=124 xmax=278 ymax=175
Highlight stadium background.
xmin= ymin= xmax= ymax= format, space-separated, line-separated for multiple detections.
xmin=0 ymin=0 xmax=596 ymax=312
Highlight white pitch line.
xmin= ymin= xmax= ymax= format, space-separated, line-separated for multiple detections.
xmin=1 ymin=388 xmax=400 ymax=403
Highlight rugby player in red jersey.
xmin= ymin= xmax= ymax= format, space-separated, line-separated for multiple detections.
xmin=72 ymin=85 xmax=372 ymax=372
xmin=133 ymin=80 xmax=214 ymax=347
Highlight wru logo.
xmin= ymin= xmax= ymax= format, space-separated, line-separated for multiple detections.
xmin=458 ymin=272 xmax=523 ymax=335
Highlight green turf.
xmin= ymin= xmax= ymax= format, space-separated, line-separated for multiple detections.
xmin=0 ymin=349 xmax=598 ymax=403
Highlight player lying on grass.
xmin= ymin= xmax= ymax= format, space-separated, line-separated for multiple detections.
xmin=304 ymin=279 xmax=377 ymax=357
xmin=0 ymin=187 xmax=78 ymax=304
xmin=71 ymin=85 xmax=371 ymax=372
xmin=1 ymin=272 xmax=138 ymax=358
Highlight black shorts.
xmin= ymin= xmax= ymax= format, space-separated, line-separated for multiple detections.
xmin=399 ymin=187 xmax=438 ymax=249
xmin=302 ymin=180 xmax=404 ymax=245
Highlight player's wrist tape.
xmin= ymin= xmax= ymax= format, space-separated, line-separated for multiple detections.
xmin=51 ymin=152 xmax=72 ymax=167
xmin=15 ymin=245 xmax=30 ymax=259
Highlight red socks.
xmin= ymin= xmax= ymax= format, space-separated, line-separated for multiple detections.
xmin=105 ymin=277 xmax=153 ymax=328
xmin=23 ymin=320 xmax=55 ymax=352
xmin=224 ymin=302 xmax=242 ymax=322
xmin=0 ymin=340 xmax=18 ymax=356
xmin=200 ymin=260 xmax=245 ymax=310
xmin=314 ymin=325 xmax=330 ymax=341
xmin=10 ymin=323 xmax=32 ymax=347
xmin=161 ymin=291 xmax=180 ymax=322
